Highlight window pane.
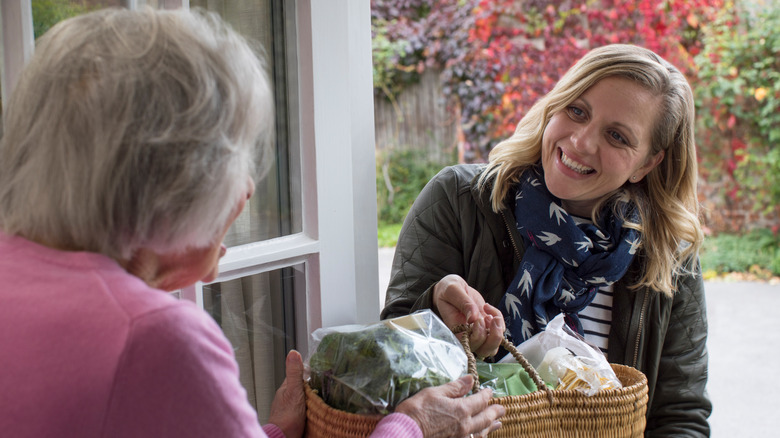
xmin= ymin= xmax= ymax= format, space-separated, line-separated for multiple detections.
xmin=192 ymin=0 xmax=301 ymax=247
xmin=202 ymin=265 xmax=302 ymax=423
xmin=31 ymin=0 xmax=122 ymax=40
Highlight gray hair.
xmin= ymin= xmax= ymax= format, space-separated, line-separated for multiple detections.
xmin=0 ymin=8 xmax=273 ymax=260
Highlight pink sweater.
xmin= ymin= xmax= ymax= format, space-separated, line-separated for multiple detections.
xmin=0 ymin=233 xmax=421 ymax=438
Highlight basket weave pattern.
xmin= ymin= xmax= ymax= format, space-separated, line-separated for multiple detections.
xmin=486 ymin=363 xmax=647 ymax=437
xmin=304 ymin=325 xmax=649 ymax=437
xmin=455 ymin=325 xmax=649 ymax=438
xmin=304 ymin=384 xmax=380 ymax=438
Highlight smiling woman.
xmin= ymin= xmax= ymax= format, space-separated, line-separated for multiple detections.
xmin=541 ymin=76 xmax=665 ymax=217
xmin=382 ymin=44 xmax=711 ymax=436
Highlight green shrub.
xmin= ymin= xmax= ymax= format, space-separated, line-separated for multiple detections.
xmin=694 ymin=4 xmax=780 ymax=215
xmin=376 ymin=148 xmax=454 ymax=226
xmin=700 ymin=229 xmax=780 ymax=277
xmin=32 ymin=0 xmax=91 ymax=39
xmin=377 ymin=222 xmax=403 ymax=248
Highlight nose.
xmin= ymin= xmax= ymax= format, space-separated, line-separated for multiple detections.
xmin=571 ymin=124 xmax=598 ymax=154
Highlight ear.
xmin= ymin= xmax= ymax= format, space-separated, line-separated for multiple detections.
xmin=630 ymin=150 xmax=665 ymax=183
xmin=119 ymin=247 xmax=163 ymax=288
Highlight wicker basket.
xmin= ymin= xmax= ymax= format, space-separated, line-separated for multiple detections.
xmin=304 ymin=325 xmax=649 ymax=438
xmin=304 ymin=383 xmax=380 ymax=438
xmin=455 ymin=325 xmax=649 ymax=438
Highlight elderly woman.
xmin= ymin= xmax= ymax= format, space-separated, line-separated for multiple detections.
xmin=383 ymin=44 xmax=711 ymax=436
xmin=0 ymin=8 xmax=504 ymax=438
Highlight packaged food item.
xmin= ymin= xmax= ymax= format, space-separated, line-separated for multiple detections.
xmin=537 ymin=346 xmax=622 ymax=395
xmin=307 ymin=310 xmax=467 ymax=414
xmin=499 ymin=313 xmax=621 ymax=396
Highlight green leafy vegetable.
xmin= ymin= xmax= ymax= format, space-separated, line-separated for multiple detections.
xmin=308 ymin=311 xmax=467 ymax=414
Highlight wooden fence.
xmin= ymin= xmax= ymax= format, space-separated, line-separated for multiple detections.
xmin=373 ymin=69 xmax=458 ymax=164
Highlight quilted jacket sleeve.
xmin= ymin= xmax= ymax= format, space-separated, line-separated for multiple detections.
xmin=645 ymin=267 xmax=712 ymax=437
xmin=381 ymin=166 xmax=469 ymax=320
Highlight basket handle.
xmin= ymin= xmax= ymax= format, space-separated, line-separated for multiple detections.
xmin=453 ymin=324 xmax=553 ymax=400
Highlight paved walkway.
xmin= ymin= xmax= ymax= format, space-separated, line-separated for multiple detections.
xmin=378 ymin=247 xmax=779 ymax=436
xmin=705 ymin=280 xmax=778 ymax=436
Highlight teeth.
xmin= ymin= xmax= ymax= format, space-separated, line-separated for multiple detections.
xmin=561 ymin=150 xmax=594 ymax=174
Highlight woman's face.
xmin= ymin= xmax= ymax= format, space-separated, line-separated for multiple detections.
xmin=541 ymin=76 xmax=665 ymax=217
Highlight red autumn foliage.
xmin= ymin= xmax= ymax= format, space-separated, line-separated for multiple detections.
xmin=372 ymin=0 xmax=723 ymax=161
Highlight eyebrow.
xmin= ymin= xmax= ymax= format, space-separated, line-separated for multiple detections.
xmin=576 ymin=96 xmax=640 ymax=146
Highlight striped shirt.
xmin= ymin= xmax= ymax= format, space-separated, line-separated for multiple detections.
xmin=578 ymin=285 xmax=613 ymax=355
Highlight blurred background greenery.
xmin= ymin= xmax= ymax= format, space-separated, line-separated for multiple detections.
xmin=371 ymin=0 xmax=780 ymax=281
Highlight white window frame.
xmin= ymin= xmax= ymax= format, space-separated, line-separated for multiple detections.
xmin=163 ymin=0 xmax=381 ymax=344
xmin=0 ymin=0 xmax=34 ymax=115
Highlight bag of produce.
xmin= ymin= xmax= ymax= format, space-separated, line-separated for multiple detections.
xmin=475 ymin=361 xmax=542 ymax=397
xmin=307 ymin=310 xmax=467 ymax=415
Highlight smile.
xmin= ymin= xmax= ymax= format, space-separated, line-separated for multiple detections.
xmin=560 ymin=149 xmax=595 ymax=174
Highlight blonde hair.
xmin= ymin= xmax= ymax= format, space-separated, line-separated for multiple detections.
xmin=0 ymin=8 xmax=273 ymax=260
xmin=478 ymin=44 xmax=702 ymax=296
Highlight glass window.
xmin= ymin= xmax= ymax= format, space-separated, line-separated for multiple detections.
xmin=31 ymin=0 xmax=122 ymax=40
xmin=189 ymin=0 xmax=304 ymax=422
xmin=0 ymin=17 xmax=2 ymax=134
xmin=202 ymin=265 xmax=304 ymax=423
xmin=191 ymin=0 xmax=301 ymax=247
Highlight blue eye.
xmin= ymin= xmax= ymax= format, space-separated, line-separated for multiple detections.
xmin=567 ymin=106 xmax=585 ymax=119
xmin=609 ymin=130 xmax=629 ymax=145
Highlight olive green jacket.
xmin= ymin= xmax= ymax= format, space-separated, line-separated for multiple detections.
xmin=381 ymin=164 xmax=711 ymax=437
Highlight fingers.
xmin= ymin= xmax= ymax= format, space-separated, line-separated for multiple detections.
xmin=459 ymin=388 xmax=506 ymax=437
xmin=473 ymin=316 xmax=505 ymax=358
xmin=285 ymin=350 xmax=305 ymax=385
xmin=470 ymin=412 xmax=505 ymax=438
xmin=434 ymin=275 xmax=506 ymax=358
xmin=396 ymin=376 xmax=506 ymax=438
xmin=483 ymin=303 xmax=504 ymax=323
xmin=434 ymin=275 xmax=478 ymax=325
xmin=461 ymin=301 xmax=481 ymax=324
xmin=471 ymin=302 xmax=505 ymax=356
xmin=268 ymin=350 xmax=307 ymax=438
xmin=434 ymin=275 xmax=489 ymax=328
xmin=431 ymin=374 xmax=474 ymax=399
xmin=465 ymin=417 xmax=505 ymax=438
xmin=465 ymin=392 xmax=506 ymax=437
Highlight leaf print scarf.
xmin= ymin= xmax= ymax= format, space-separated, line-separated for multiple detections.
xmin=500 ymin=166 xmax=640 ymax=344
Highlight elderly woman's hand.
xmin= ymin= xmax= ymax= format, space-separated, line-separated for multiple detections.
xmin=433 ymin=274 xmax=505 ymax=358
xmin=267 ymin=350 xmax=307 ymax=438
xmin=395 ymin=375 xmax=505 ymax=438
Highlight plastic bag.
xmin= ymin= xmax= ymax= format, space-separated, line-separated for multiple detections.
xmin=307 ymin=310 xmax=467 ymax=415
xmin=498 ymin=313 xmax=621 ymax=396
xmin=476 ymin=361 xmax=542 ymax=397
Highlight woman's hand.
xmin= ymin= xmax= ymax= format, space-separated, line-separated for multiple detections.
xmin=433 ymin=274 xmax=505 ymax=358
xmin=267 ymin=350 xmax=306 ymax=438
xmin=395 ymin=375 xmax=505 ymax=438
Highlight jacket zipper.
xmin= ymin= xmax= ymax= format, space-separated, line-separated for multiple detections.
xmin=500 ymin=210 xmax=523 ymax=261
xmin=632 ymin=290 xmax=650 ymax=367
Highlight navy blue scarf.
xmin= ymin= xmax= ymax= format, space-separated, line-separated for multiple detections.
xmin=500 ymin=166 xmax=640 ymax=344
